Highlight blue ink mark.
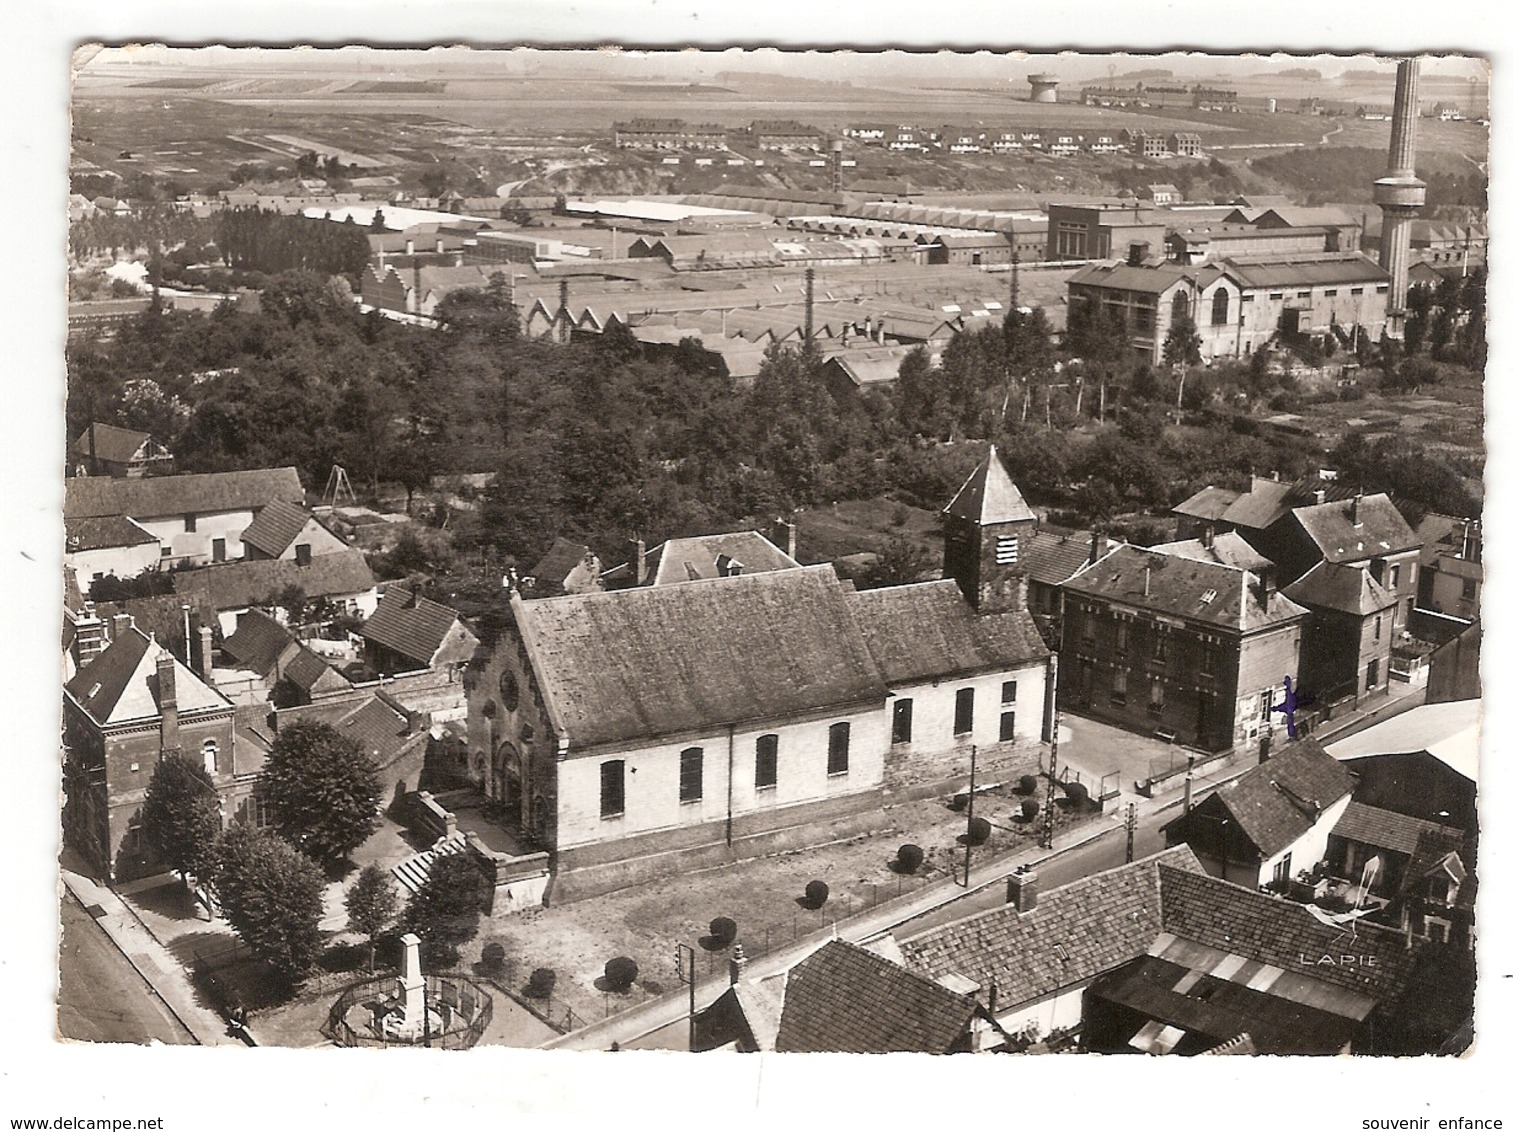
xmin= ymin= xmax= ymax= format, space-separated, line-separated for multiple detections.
xmin=1270 ymin=675 xmax=1314 ymax=739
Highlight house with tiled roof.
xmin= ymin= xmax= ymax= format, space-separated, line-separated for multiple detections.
xmin=897 ymin=847 xmax=1205 ymax=1047
xmin=524 ymin=538 xmax=602 ymax=597
xmin=1414 ymin=513 xmax=1481 ymax=623
xmin=695 ymin=940 xmax=985 ymax=1053
xmin=239 ymin=499 xmax=348 ymax=563
xmin=1283 ymin=558 xmax=1399 ymax=704
xmin=64 ymin=466 xmax=305 ymax=567
xmin=601 ymin=530 xmax=801 ymax=589
xmin=72 ymin=422 xmax=174 ymax=479
xmin=1162 ymin=739 xmax=1354 ymax=890
xmin=173 ymin=548 xmax=379 ymax=635
xmin=271 ymin=690 xmax=432 ymax=808
xmin=62 ymin=621 xmax=256 ymax=882
xmin=1060 ymin=544 xmax=1309 ymax=751
xmin=217 ymin=608 xmax=352 ymax=707
xmin=359 ymin=581 xmax=478 ymax=676
xmin=64 ymin=515 xmax=163 ymax=592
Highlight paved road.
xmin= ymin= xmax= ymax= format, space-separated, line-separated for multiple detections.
xmin=57 ymin=891 xmax=194 ymax=1046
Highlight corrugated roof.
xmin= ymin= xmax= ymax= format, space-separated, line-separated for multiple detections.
xmin=65 ymin=467 xmax=304 ymax=521
xmin=942 ymin=445 xmax=1035 ymax=525
xmin=1332 ymin=801 xmax=1461 ymax=857
xmin=846 ymin=580 xmax=1048 ymax=686
xmin=1282 ymin=560 xmax=1397 ymax=615
xmin=173 ymin=549 xmax=376 ymax=612
xmin=515 ymin=565 xmax=888 ymax=749
xmin=1062 ymin=545 xmax=1308 ymax=631
xmin=1221 ymin=253 xmax=1388 ymax=290
xmin=65 ymin=515 xmax=159 ymax=552
xmin=1172 ymin=740 xmax=1354 ymax=858
xmin=65 ymin=627 xmax=230 ymax=726
xmin=71 ymin=423 xmax=153 ymax=466
xmin=240 ymin=500 xmax=320 ymax=559
xmin=900 ymin=846 xmax=1205 ymax=1010
xmin=1291 ymin=494 xmax=1420 ymax=564
xmin=361 ymin=582 xmax=465 ymax=668
xmin=775 ymin=940 xmax=977 ymax=1053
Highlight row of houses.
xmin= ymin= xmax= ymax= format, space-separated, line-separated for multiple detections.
xmin=844 ymin=124 xmax=1202 ymax=158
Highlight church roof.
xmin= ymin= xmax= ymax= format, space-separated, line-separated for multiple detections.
xmin=942 ymin=445 xmax=1035 ymax=525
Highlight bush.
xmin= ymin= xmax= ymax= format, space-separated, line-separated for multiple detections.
xmin=523 ymin=968 xmax=556 ymax=999
xmin=805 ymin=880 xmax=830 ymax=908
xmin=708 ymin=917 xmax=738 ymax=947
xmin=966 ymin=816 xmax=992 ymax=846
xmin=480 ymin=942 xmax=507 ymax=972
xmin=896 ymin=844 xmax=924 ymax=874
xmin=1017 ymin=774 xmax=1038 ymax=796
xmin=1063 ymin=781 xmax=1091 ymax=808
xmin=604 ymin=956 xmax=639 ymax=992
xmin=1021 ymin=799 xmax=1040 ymax=822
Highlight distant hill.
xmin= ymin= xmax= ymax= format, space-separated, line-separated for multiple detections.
xmin=1277 ymin=68 xmax=1322 ymax=81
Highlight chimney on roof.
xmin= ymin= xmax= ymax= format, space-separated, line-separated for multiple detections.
xmin=1258 ymin=568 xmax=1274 ymax=611
xmin=156 ymin=650 xmax=180 ymax=753
xmin=1005 ymin=866 xmax=1038 ymax=913
xmin=630 ymin=537 xmax=647 ymax=587
xmin=1128 ymin=240 xmax=1149 ymax=266
xmin=1089 ymin=530 xmax=1107 ymax=566
xmin=1201 ymin=525 xmax=1215 ymax=550
xmin=405 ymin=238 xmax=415 ymax=256
xmin=1143 ymin=564 xmax=1152 ymax=598
xmin=1351 ymin=488 xmax=1364 ymax=527
xmin=1315 ymin=489 xmax=1327 ymax=505
xmin=111 ymin=612 xmax=134 ymax=641
xmin=197 ymin=625 xmax=215 ymax=682
xmin=729 ymin=944 xmax=748 ymax=988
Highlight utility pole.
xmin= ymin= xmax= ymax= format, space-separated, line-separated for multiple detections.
xmin=963 ymin=744 xmax=978 ymax=888
xmin=675 ymin=942 xmax=696 ymax=1052
xmin=1041 ymin=709 xmax=1059 ymax=850
xmin=1125 ymin=802 xmax=1137 ymax=864
xmin=1174 ymin=360 xmax=1187 ymax=427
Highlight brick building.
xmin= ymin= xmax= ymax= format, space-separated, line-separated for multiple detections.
xmin=1059 ymin=545 xmax=1308 ymax=751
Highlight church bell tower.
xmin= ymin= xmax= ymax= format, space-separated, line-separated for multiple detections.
xmin=942 ymin=445 xmax=1037 ymax=613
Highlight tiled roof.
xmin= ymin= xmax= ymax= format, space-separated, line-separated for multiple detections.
xmin=64 ymin=467 xmax=303 ymax=521
xmin=1282 ymin=560 xmax=1397 ymax=616
xmin=173 ymin=549 xmax=376 ymax=612
xmin=1067 ymin=261 xmax=1203 ymax=296
xmin=943 ymin=445 xmax=1035 ymax=525
xmin=1332 ymin=801 xmax=1462 ymax=857
xmin=1291 ymin=494 xmax=1420 ymax=564
xmin=65 ymin=515 xmax=159 ymax=552
xmin=775 ymin=940 xmax=977 ymax=1053
xmin=1021 ymin=529 xmax=1119 ymax=586
xmin=221 ymin=609 xmax=296 ymax=674
xmin=1156 ymin=864 xmax=1418 ymax=1002
xmin=65 ymin=627 xmax=230 ymax=726
xmin=900 ymin=847 xmax=1205 ymax=1010
xmin=1154 ymin=533 xmax=1273 ymax=573
xmin=240 ymin=500 xmax=320 ymax=559
xmin=1061 ymin=545 xmax=1307 ymax=632
xmin=647 ymin=531 xmax=800 ymax=587
xmin=275 ymin=693 xmax=425 ymax=773
xmin=846 ymin=580 xmax=1048 ymax=686
xmin=1178 ymin=740 xmax=1354 ymax=859
xmin=529 ymin=538 xmax=592 ymax=586
xmin=1220 ymin=476 xmax=1293 ymax=531
xmin=360 ymin=582 xmax=465 ymax=668
xmin=1172 ymin=485 xmax=1240 ymax=522
xmin=514 ymin=565 xmax=888 ymax=749
xmin=71 ymin=423 xmax=152 ymax=466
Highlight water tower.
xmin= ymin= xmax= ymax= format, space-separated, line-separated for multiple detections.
xmin=1028 ymin=73 xmax=1060 ymax=103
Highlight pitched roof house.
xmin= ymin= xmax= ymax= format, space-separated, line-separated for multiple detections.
xmin=72 ymin=423 xmax=174 ymax=478
xmin=173 ymin=549 xmax=379 ymax=635
xmin=360 ymin=581 xmax=478 ymax=675
xmin=239 ymin=500 xmax=349 ymax=562
xmin=1161 ymin=739 xmax=1355 ymax=889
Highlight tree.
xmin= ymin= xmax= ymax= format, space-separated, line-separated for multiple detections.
xmin=402 ymin=853 xmax=488 ymax=969
xmin=255 ymin=719 xmax=382 ymax=868
xmin=139 ymin=753 xmax=222 ymax=895
xmin=213 ymin=823 xmax=326 ymax=984
xmin=345 ymin=864 xmax=399 ymax=972
xmin=1162 ymin=314 xmax=1203 ymax=370
xmin=861 ymin=534 xmax=930 ymax=590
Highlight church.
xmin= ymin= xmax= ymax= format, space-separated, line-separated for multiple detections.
xmin=465 ymin=447 xmax=1054 ymax=901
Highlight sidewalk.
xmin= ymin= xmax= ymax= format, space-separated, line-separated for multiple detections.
xmin=59 ymin=868 xmax=239 ymax=1047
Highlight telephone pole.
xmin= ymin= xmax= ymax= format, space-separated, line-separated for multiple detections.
xmin=1125 ymin=802 xmax=1137 ymax=864
xmin=1041 ymin=708 xmax=1059 ymax=850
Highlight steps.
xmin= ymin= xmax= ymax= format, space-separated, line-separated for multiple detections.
xmin=391 ymin=832 xmax=468 ymax=894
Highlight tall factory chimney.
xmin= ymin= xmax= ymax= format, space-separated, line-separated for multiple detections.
xmin=1374 ymin=57 xmax=1427 ymax=339
xmin=830 ymin=138 xmax=845 ymax=195
xmin=804 ymin=266 xmax=816 ymax=351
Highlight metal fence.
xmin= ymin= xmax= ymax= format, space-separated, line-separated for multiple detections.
xmin=323 ymin=973 xmax=493 ymax=1049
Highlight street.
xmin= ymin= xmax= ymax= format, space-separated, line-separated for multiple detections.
xmin=57 ymin=890 xmax=194 ymax=1046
